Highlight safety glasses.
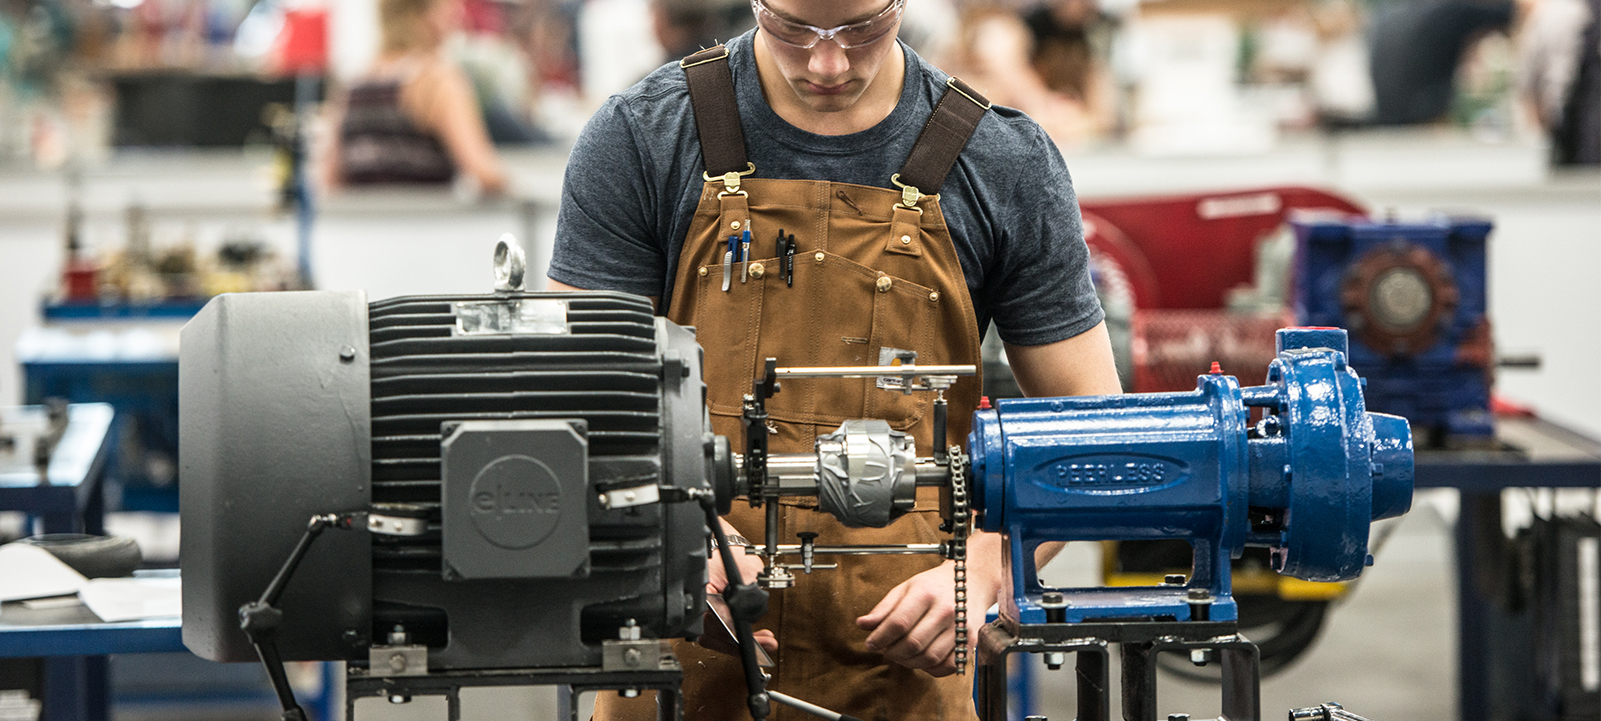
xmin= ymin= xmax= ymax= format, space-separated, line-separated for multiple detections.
xmin=750 ymin=0 xmax=906 ymax=50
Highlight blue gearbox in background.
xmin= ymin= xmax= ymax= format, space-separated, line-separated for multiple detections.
xmin=1293 ymin=216 xmax=1493 ymax=443
xmin=968 ymin=328 xmax=1413 ymax=625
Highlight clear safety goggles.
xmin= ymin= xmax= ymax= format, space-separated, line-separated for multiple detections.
xmin=750 ymin=0 xmax=906 ymax=50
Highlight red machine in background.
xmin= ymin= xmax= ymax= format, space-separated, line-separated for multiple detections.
xmin=1080 ymin=187 xmax=1366 ymax=393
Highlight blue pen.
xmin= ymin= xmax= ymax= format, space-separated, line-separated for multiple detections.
xmin=740 ymin=229 xmax=752 ymax=284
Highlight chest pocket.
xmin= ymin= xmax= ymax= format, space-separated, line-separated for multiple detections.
xmin=692 ymin=249 xmax=939 ymax=431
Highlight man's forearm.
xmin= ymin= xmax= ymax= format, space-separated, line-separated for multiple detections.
xmin=966 ymin=531 xmax=1067 ymax=598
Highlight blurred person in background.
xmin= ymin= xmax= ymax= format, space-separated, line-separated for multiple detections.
xmin=1025 ymin=0 xmax=1115 ymax=107
xmin=1308 ymin=0 xmax=1377 ymax=126
xmin=651 ymin=0 xmax=753 ymax=60
xmin=943 ymin=4 xmax=1116 ymax=146
xmin=321 ymin=0 xmax=508 ymax=194
xmin=1368 ymin=0 xmax=1516 ymax=124
xmin=1516 ymin=0 xmax=1598 ymax=164
xmin=509 ymin=0 xmax=582 ymax=123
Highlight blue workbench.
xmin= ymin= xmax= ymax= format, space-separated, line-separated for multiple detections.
xmin=1413 ymin=415 xmax=1601 ymax=719
xmin=0 ymin=600 xmax=184 ymax=658
xmin=16 ymin=303 xmax=193 ymax=513
xmin=1 ymin=402 xmax=123 ymax=721
xmin=0 ymin=404 xmax=115 ymax=535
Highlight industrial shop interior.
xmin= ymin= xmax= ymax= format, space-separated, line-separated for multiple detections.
xmin=0 ymin=0 xmax=1597 ymax=720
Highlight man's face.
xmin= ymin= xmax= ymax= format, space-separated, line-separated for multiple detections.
xmin=753 ymin=0 xmax=905 ymax=114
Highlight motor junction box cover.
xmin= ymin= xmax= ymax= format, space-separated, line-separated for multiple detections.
xmin=441 ymin=419 xmax=590 ymax=580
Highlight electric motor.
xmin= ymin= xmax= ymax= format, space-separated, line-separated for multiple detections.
xmin=180 ymin=289 xmax=712 ymax=669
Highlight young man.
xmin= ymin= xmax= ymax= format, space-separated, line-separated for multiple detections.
xmin=549 ymin=1 xmax=1121 ymax=718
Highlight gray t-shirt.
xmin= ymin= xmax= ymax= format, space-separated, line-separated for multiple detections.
xmin=549 ymin=31 xmax=1102 ymax=346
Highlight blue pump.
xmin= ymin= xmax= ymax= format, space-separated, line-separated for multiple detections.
xmin=968 ymin=327 xmax=1413 ymax=625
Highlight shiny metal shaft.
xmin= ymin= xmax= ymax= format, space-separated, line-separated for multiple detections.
xmin=773 ymin=365 xmax=975 ymax=378
xmin=753 ymin=544 xmax=944 ymax=556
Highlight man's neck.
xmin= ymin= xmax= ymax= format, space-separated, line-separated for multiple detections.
xmin=752 ymin=35 xmax=906 ymax=136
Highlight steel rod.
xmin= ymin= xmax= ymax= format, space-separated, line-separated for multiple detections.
xmin=753 ymin=544 xmax=943 ymax=556
xmin=773 ymin=365 xmax=976 ymax=378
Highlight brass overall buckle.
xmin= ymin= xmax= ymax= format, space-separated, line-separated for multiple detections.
xmin=705 ymin=162 xmax=756 ymax=197
xmin=890 ymin=173 xmax=927 ymax=212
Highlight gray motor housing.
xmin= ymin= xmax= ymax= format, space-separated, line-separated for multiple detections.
xmin=180 ymin=290 xmax=374 ymax=663
xmin=180 ymin=290 xmax=711 ymax=669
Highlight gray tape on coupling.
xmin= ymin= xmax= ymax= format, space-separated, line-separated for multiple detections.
xmin=816 ymin=420 xmax=915 ymax=528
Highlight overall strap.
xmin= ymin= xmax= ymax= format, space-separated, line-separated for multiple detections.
xmin=680 ymin=46 xmax=751 ymax=179
xmin=895 ymin=77 xmax=992 ymax=200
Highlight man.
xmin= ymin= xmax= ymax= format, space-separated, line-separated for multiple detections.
xmin=1369 ymin=0 xmax=1515 ymax=125
xmin=548 ymin=1 xmax=1121 ymax=718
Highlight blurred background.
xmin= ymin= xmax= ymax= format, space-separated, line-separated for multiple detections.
xmin=0 ymin=0 xmax=1595 ymax=718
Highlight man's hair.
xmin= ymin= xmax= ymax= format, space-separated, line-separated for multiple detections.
xmin=380 ymin=0 xmax=447 ymax=53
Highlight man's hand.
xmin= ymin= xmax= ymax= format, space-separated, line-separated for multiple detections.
xmin=700 ymin=521 xmax=777 ymax=656
xmin=854 ymin=559 xmax=996 ymax=677
xmin=706 ymin=543 xmax=766 ymax=596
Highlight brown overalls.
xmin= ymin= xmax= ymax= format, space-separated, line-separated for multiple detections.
xmin=597 ymin=46 xmax=991 ymax=721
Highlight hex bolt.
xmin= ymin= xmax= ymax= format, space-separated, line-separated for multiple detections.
xmin=1190 ymin=649 xmax=1210 ymax=667
xmin=620 ymin=619 xmax=641 ymax=640
xmin=388 ymin=625 xmax=408 ymax=645
xmin=1040 ymin=591 xmax=1068 ymax=624
xmin=1164 ymin=574 xmax=1186 ymax=585
xmin=1043 ymin=652 xmax=1065 ymax=670
xmin=619 ymin=689 xmax=641 ymax=699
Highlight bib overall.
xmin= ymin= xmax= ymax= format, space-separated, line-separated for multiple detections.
xmin=597 ymin=46 xmax=990 ymax=721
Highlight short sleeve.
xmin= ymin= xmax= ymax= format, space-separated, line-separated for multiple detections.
xmin=548 ymin=96 xmax=669 ymax=297
xmin=983 ymin=123 xmax=1104 ymax=346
